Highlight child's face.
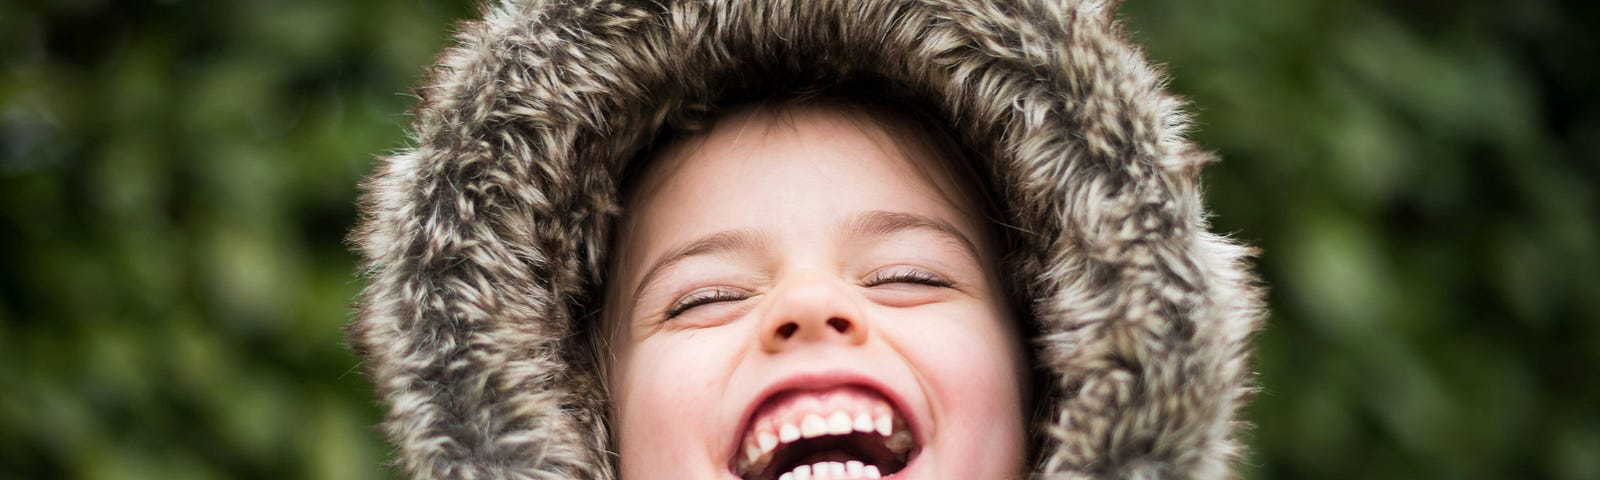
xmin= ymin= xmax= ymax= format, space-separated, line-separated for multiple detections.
xmin=607 ymin=103 xmax=1027 ymax=480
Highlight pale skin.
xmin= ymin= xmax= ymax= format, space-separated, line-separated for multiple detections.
xmin=606 ymin=102 xmax=1028 ymax=480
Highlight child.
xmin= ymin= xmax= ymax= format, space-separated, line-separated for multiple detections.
xmin=349 ymin=1 xmax=1263 ymax=479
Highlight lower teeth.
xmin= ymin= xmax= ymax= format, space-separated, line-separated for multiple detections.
xmin=776 ymin=460 xmax=882 ymax=479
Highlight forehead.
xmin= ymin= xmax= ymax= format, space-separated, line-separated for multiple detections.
xmin=623 ymin=100 xmax=982 ymax=229
xmin=609 ymin=100 xmax=994 ymax=283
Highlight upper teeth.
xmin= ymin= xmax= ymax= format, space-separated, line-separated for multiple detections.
xmin=738 ymin=400 xmax=912 ymax=478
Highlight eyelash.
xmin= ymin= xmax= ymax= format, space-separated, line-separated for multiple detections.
xmin=863 ymin=268 xmax=955 ymax=288
xmin=663 ymin=268 xmax=954 ymax=319
xmin=665 ymin=287 xmax=749 ymax=319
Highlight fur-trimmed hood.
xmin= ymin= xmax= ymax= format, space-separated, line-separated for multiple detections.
xmin=348 ymin=0 xmax=1263 ymax=478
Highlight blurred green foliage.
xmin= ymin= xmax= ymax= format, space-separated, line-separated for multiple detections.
xmin=2 ymin=0 xmax=474 ymax=478
xmin=2 ymin=0 xmax=1596 ymax=479
xmin=1122 ymin=0 xmax=1600 ymax=478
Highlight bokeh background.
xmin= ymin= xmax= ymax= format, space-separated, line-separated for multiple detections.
xmin=2 ymin=0 xmax=1596 ymax=478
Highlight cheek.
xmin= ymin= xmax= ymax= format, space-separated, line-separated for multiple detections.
xmin=890 ymin=303 xmax=1028 ymax=468
xmin=613 ymin=333 xmax=742 ymax=472
xmin=919 ymin=321 xmax=1025 ymax=414
xmin=897 ymin=302 xmax=1025 ymax=399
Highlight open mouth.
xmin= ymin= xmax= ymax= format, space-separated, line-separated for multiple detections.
xmin=733 ymin=385 xmax=918 ymax=479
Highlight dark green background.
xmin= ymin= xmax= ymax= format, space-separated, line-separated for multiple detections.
xmin=3 ymin=1 xmax=1596 ymax=478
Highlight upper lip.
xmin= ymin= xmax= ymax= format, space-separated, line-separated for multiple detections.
xmin=728 ymin=369 xmax=918 ymax=476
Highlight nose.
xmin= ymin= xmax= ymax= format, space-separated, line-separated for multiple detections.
xmin=758 ymin=274 xmax=869 ymax=352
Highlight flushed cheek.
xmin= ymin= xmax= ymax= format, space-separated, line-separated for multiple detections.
xmin=893 ymin=312 xmax=1028 ymax=476
xmin=934 ymin=371 xmax=1027 ymax=475
xmin=924 ymin=364 xmax=1027 ymax=477
xmin=616 ymin=340 xmax=739 ymax=477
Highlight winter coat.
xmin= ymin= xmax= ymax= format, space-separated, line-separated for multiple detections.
xmin=348 ymin=0 xmax=1265 ymax=478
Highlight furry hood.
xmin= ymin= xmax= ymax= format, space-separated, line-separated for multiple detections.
xmin=348 ymin=0 xmax=1263 ymax=478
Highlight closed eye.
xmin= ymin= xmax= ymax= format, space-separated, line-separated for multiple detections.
xmin=862 ymin=267 xmax=955 ymax=288
xmin=665 ymin=286 xmax=749 ymax=319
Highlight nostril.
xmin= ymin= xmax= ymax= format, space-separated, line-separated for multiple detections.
xmin=826 ymin=317 xmax=851 ymax=333
xmin=776 ymin=323 xmax=798 ymax=339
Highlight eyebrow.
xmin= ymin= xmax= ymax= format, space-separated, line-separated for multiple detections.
xmin=629 ymin=210 xmax=983 ymax=302
xmin=631 ymin=229 xmax=767 ymax=302
xmin=845 ymin=210 xmax=984 ymax=265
